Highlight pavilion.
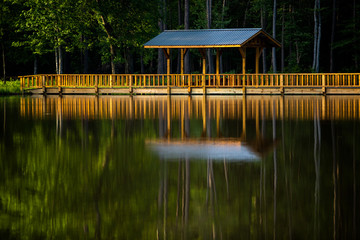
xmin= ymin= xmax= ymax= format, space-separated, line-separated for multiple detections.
xmin=144 ymin=28 xmax=281 ymax=75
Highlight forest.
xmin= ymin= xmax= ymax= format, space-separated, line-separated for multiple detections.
xmin=0 ymin=0 xmax=359 ymax=79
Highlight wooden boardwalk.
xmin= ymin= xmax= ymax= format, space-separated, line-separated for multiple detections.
xmin=20 ymin=73 xmax=360 ymax=95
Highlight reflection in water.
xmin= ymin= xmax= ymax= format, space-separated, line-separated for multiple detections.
xmin=20 ymin=95 xmax=360 ymax=120
xmin=0 ymin=95 xmax=359 ymax=239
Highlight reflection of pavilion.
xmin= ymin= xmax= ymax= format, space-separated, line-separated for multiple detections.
xmin=147 ymin=139 xmax=260 ymax=162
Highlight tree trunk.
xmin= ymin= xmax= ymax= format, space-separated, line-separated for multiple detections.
xmin=58 ymin=46 xmax=63 ymax=74
xmin=83 ymin=37 xmax=89 ymax=74
xmin=184 ymin=0 xmax=190 ymax=74
xmin=281 ymin=4 xmax=285 ymax=72
xmin=272 ymin=0 xmax=277 ymax=73
xmin=354 ymin=0 xmax=358 ymax=69
xmin=206 ymin=0 xmax=213 ymax=73
xmin=261 ymin=5 xmax=267 ymax=73
xmin=177 ymin=0 xmax=182 ymax=74
xmin=55 ymin=47 xmax=59 ymax=74
xmin=109 ymin=44 xmax=115 ymax=74
xmin=312 ymin=0 xmax=321 ymax=73
xmin=219 ymin=0 xmax=226 ymax=73
xmin=158 ymin=0 xmax=166 ymax=74
xmin=329 ymin=0 xmax=336 ymax=72
xmin=124 ymin=48 xmax=134 ymax=74
xmin=2 ymin=42 xmax=6 ymax=83
xmin=34 ymin=55 xmax=38 ymax=75
xmin=316 ymin=3 xmax=321 ymax=73
xmin=140 ymin=54 xmax=145 ymax=74
xmin=243 ymin=0 xmax=251 ymax=27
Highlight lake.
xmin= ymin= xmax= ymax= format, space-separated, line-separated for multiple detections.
xmin=0 ymin=95 xmax=359 ymax=239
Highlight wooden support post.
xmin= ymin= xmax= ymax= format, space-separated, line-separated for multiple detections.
xmin=165 ymin=48 xmax=170 ymax=93
xmin=216 ymin=49 xmax=220 ymax=75
xmin=239 ymin=48 xmax=246 ymax=75
xmin=181 ymin=49 xmax=184 ymax=75
xmin=199 ymin=49 xmax=207 ymax=94
xmin=322 ymin=74 xmax=326 ymax=95
xmin=216 ymin=48 xmax=221 ymax=86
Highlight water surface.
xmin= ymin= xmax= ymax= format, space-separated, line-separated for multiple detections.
xmin=0 ymin=95 xmax=359 ymax=239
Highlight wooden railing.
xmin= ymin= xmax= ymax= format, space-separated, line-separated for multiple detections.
xmin=19 ymin=73 xmax=360 ymax=89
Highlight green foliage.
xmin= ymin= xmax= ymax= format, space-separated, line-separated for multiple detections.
xmin=1 ymin=0 xmax=360 ymax=74
xmin=0 ymin=79 xmax=21 ymax=94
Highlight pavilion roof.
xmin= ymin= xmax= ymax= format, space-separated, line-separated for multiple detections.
xmin=143 ymin=28 xmax=281 ymax=49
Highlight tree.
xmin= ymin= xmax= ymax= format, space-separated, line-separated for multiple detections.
xmin=206 ymin=0 xmax=213 ymax=73
xmin=329 ymin=0 xmax=336 ymax=72
xmin=184 ymin=0 xmax=190 ymax=73
xmin=272 ymin=0 xmax=277 ymax=73
xmin=312 ymin=0 xmax=321 ymax=73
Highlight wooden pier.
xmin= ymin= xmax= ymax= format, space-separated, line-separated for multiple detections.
xmin=20 ymin=73 xmax=360 ymax=95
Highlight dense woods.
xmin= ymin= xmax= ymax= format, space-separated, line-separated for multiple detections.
xmin=0 ymin=0 xmax=359 ymax=78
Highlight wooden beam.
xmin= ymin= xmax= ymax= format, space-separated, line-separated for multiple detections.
xmin=198 ymin=49 xmax=206 ymax=59
xmin=162 ymin=48 xmax=170 ymax=59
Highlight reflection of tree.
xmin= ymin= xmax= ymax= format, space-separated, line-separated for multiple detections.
xmin=331 ymin=109 xmax=339 ymax=240
xmin=313 ymin=100 xmax=321 ymax=239
xmin=281 ymin=96 xmax=293 ymax=239
xmin=352 ymin=120 xmax=357 ymax=239
xmin=272 ymin=100 xmax=277 ymax=240
xmin=2 ymin=96 xmax=360 ymax=239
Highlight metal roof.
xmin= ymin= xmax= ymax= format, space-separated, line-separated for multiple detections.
xmin=143 ymin=28 xmax=281 ymax=48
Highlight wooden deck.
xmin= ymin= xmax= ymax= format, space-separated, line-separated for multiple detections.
xmin=20 ymin=73 xmax=360 ymax=95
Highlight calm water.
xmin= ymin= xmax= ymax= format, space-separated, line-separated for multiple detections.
xmin=0 ymin=95 xmax=359 ymax=239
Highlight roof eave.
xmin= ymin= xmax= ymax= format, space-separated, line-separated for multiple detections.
xmin=144 ymin=44 xmax=243 ymax=49
xmin=241 ymin=30 xmax=281 ymax=48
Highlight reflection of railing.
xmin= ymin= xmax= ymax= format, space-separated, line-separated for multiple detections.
xmin=20 ymin=95 xmax=360 ymax=120
xmin=19 ymin=73 xmax=360 ymax=89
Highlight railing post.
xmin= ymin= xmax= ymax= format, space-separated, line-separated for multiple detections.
xmin=280 ymin=74 xmax=284 ymax=95
xmin=58 ymin=75 xmax=62 ymax=94
xmin=322 ymin=74 xmax=326 ymax=95
xmin=94 ymin=75 xmax=98 ymax=95
xmin=20 ymin=77 xmax=23 ymax=92
xmin=42 ymin=75 xmax=46 ymax=94
xmin=110 ymin=75 xmax=113 ymax=88
xmin=242 ymin=74 xmax=246 ymax=96
xmin=188 ymin=75 xmax=191 ymax=94
xmin=129 ymin=75 xmax=133 ymax=94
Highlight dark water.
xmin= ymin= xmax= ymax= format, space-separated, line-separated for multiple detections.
xmin=0 ymin=95 xmax=359 ymax=239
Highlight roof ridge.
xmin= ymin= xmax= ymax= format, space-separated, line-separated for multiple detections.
xmin=164 ymin=28 xmax=262 ymax=32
